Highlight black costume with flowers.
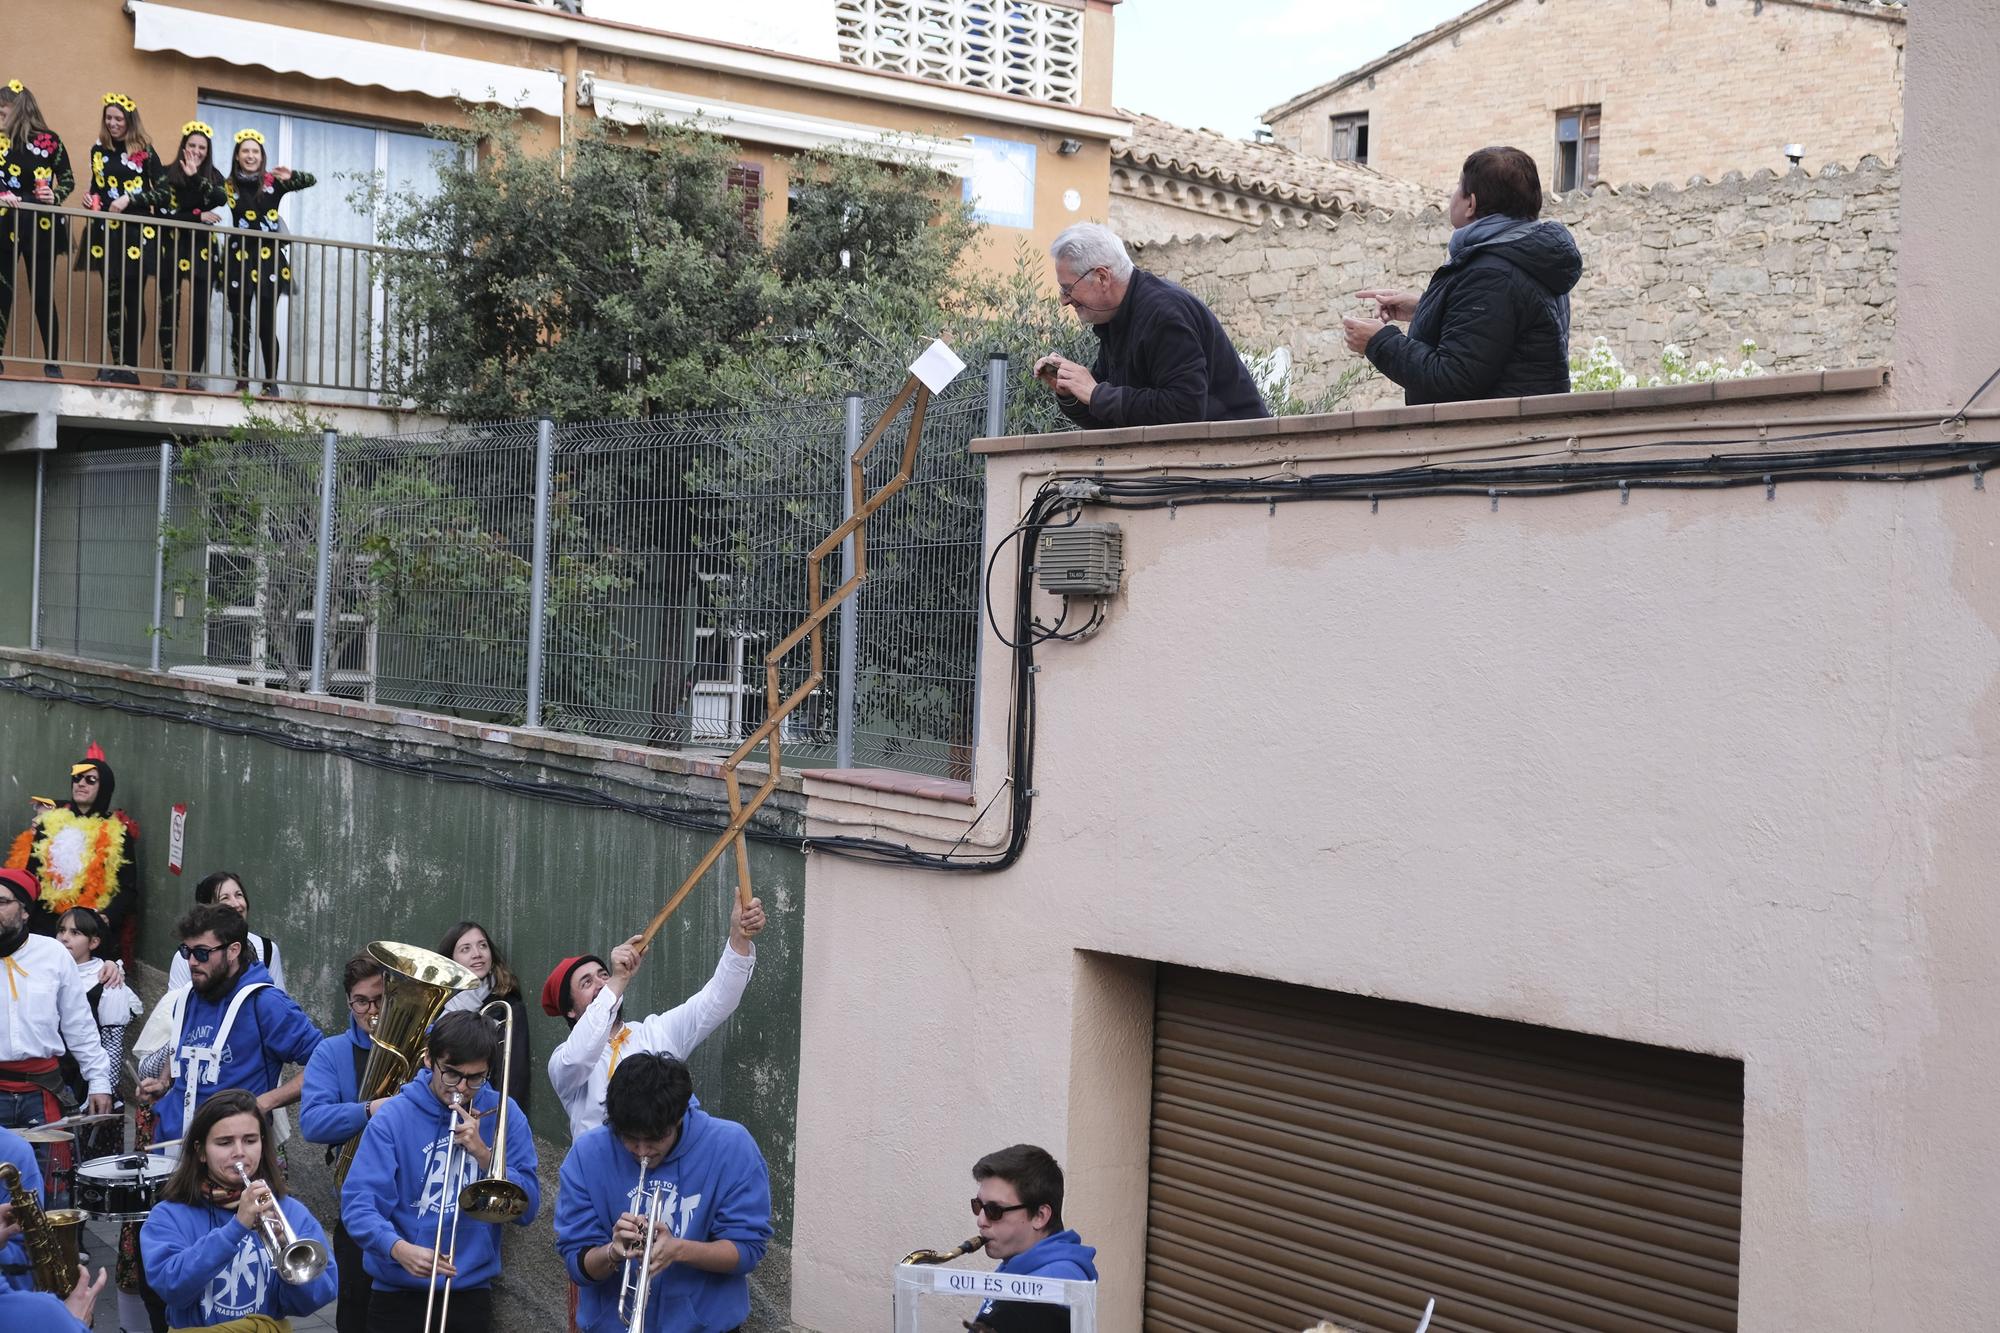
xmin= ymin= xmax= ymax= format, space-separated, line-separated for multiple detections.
xmin=0 ymin=125 xmax=73 ymax=360
xmin=131 ymin=167 xmax=225 ymax=376
xmin=221 ymin=168 xmax=314 ymax=387
xmin=78 ymin=138 xmax=165 ymax=372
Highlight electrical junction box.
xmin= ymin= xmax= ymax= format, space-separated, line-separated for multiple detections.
xmin=1037 ymin=523 xmax=1123 ymax=595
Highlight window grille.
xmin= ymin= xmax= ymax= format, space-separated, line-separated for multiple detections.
xmin=834 ymin=0 xmax=1085 ymax=106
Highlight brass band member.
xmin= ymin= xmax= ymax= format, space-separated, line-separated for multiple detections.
xmin=554 ymin=1054 xmax=772 ymax=1332
xmin=339 ymin=1010 xmax=538 ymax=1333
xmin=964 ymin=1145 xmax=1097 ymax=1333
xmin=300 ymin=953 xmax=387 ymax=1333
xmin=0 ymin=868 xmax=112 ymax=1131
xmin=140 ymin=1087 xmax=338 ymax=1328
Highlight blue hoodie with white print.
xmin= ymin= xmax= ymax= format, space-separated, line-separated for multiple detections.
xmin=339 ymin=1068 xmax=539 ymax=1291
xmin=555 ymin=1107 xmax=772 ymax=1332
xmin=142 ymin=1194 xmax=339 ymax=1327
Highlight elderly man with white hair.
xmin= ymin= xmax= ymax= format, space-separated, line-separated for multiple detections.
xmin=1033 ymin=222 xmax=1267 ymax=429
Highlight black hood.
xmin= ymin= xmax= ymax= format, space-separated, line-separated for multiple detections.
xmin=69 ymin=759 xmax=115 ymax=816
xmin=1475 ymin=220 xmax=1583 ymax=296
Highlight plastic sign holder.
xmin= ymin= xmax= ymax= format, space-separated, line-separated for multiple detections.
xmin=892 ymin=1262 xmax=1099 ymax=1332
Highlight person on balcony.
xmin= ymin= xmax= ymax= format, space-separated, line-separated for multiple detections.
xmin=1033 ymin=221 xmax=1267 ymax=430
xmin=220 ymin=129 xmax=314 ymax=398
xmin=78 ymin=92 xmax=164 ymax=386
xmin=0 ymin=80 xmax=73 ymax=378
xmin=1342 ymin=146 xmax=1582 ymax=405
xmin=130 ymin=121 xmax=225 ymax=390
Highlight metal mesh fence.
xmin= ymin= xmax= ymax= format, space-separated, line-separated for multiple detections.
xmin=35 ymin=370 xmax=995 ymax=779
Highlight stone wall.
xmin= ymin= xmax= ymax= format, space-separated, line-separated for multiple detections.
xmin=1267 ymin=0 xmax=1904 ymax=195
xmin=1136 ymin=158 xmax=1898 ymax=408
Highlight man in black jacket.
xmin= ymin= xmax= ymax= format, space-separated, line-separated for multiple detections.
xmin=1034 ymin=222 xmax=1267 ymax=429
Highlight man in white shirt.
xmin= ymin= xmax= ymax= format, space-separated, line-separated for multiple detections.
xmin=541 ymin=897 xmax=765 ymax=1139
xmin=0 ymin=869 xmax=111 ymax=1130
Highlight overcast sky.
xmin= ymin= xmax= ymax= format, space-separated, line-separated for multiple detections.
xmin=1113 ymin=0 xmax=1474 ymax=137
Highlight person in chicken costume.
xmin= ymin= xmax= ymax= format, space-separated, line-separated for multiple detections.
xmin=7 ymin=742 xmax=140 ymax=969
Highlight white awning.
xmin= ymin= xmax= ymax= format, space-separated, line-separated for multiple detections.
xmin=125 ymin=0 xmax=565 ymax=117
xmin=583 ymin=77 xmax=977 ymax=177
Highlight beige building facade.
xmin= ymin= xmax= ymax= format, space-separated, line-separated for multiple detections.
xmin=5 ymin=0 xmax=1126 ymax=292
xmin=783 ymin=6 xmax=2000 ymax=1332
xmin=1264 ymin=0 xmax=1905 ymax=194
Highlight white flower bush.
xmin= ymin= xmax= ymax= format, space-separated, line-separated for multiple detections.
xmin=1569 ymin=337 xmax=1765 ymax=391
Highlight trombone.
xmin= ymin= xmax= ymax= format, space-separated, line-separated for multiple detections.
xmin=232 ymin=1162 xmax=329 ymax=1285
xmin=618 ymin=1153 xmax=669 ymax=1330
xmin=424 ymin=999 xmax=531 ymax=1333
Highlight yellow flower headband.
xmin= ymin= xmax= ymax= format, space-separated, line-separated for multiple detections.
xmin=5 ymin=80 xmax=23 ymax=95
xmin=103 ymin=92 xmax=137 ymax=112
xmin=182 ymin=120 xmax=214 ymax=139
xmin=234 ymin=128 xmax=265 ymax=146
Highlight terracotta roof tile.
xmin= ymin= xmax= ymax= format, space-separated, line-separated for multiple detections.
xmin=1112 ymin=110 xmax=1433 ymax=218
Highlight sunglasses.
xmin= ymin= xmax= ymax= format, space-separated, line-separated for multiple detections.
xmin=73 ymin=774 xmax=101 ymax=785
xmin=179 ymin=942 xmax=230 ymax=962
xmin=970 ymin=1198 xmax=1032 ymax=1222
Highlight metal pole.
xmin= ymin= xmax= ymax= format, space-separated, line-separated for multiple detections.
xmin=835 ymin=394 xmax=863 ymax=769
xmin=149 ymin=441 xmax=171 ymax=672
xmin=30 ymin=452 xmax=44 ymax=651
xmin=970 ymin=354 xmax=1008 ymax=776
xmin=308 ymin=429 xmax=338 ymax=693
xmin=525 ymin=418 xmax=554 ymax=729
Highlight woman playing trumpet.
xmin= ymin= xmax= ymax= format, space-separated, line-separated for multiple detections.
xmin=140 ymin=1087 xmax=339 ymax=1329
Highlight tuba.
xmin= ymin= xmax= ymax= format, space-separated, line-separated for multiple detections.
xmin=331 ymin=941 xmax=478 ymax=1188
xmin=902 ymin=1236 xmax=985 ymax=1266
xmin=0 ymin=1160 xmax=83 ymax=1296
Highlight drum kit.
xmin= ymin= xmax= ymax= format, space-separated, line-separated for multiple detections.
xmin=17 ymin=1111 xmax=177 ymax=1222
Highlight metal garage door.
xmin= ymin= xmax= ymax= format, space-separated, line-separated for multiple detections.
xmin=1145 ymin=966 xmax=1742 ymax=1333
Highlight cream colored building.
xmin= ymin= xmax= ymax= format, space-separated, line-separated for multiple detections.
xmin=1264 ymin=0 xmax=1905 ymax=194
xmin=784 ymin=5 xmax=2000 ymax=1331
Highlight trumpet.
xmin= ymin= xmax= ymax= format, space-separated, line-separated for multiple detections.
xmin=233 ymin=1162 xmax=329 ymax=1285
xmin=424 ymin=1000 xmax=530 ymax=1333
xmin=902 ymin=1236 xmax=985 ymax=1265
xmin=617 ymin=1153 xmax=668 ymax=1330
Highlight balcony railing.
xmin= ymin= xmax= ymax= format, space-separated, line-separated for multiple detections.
xmin=834 ymin=0 xmax=1085 ymax=105
xmin=0 ymin=201 xmax=418 ymax=402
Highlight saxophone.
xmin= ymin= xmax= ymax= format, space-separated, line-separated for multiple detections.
xmin=0 ymin=1160 xmax=82 ymax=1296
xmin=902 ymin=1235 xmax=985 ymax=1265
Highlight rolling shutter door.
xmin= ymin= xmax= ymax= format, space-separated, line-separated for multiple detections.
xmin=1146 ymin=966 xmax=1742 ymax=1333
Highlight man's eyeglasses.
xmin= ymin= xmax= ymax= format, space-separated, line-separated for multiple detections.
xmin=347 ymin=995 xmax=382 ymax=1013
xmin=435 ymin=1065 xmax=488 ymax=1091
xmin=179 ymin=943 xmax=228 ymax=963
xmin=1058 ymin=267 xmax=1101 ymax=301
xmin=970 ymin=1198 xmax=1031 ymax=1222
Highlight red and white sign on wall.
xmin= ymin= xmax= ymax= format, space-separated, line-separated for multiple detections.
xmin=169 ymin=804 xmax=187 ymax=876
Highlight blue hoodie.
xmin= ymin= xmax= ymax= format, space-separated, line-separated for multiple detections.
xmin=0 ymin=1126 xmax=43 ymax=1293
xmin=141 ymin=1194 xmax=339 ymax=1326
xmin=977 ymin=1230 xmax=1098 ymax=1322
xmin=340 ymin=1069 xmax=539 ymax=1291
xmin=300 ymin=1015 xmax=375 ymax=1146
xmin=156 ymin=960 xmax=325 ymax=1142
xmin=555 ymin=1109 xmax=772 ymax=1333
xmin=0 ymin=1288 xmax=86 ymax=1331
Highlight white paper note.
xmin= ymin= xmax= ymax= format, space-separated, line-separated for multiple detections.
xmin=909 ymin=339 xmax=967 ymax=394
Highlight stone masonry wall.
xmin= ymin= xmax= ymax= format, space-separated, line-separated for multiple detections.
xmin=1135 ymin=159 xmax=1898 ymax=409
xmin=1268 ymin=0 xmax=1904 ymax=196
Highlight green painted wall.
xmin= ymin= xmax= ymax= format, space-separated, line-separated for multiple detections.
xmin=0 ymin=655 xmax=806 ymax=1242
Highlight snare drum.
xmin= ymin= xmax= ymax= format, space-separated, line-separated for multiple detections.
xmin=74 ymin=1153 xmax=173 ymax=1221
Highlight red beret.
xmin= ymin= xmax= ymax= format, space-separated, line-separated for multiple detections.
xmin=0 ymin=868 xmax=39 ymax=906
xmin=540 ymin=954 xmax=604 ymax=1017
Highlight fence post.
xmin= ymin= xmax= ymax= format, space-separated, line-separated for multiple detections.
xmin=150 ymin=440 xmax=172 ymax=672
xmin=525 ymin=418 xmax=554 ymax=729
xmin=308 ymin=430 xmax=338 ymax=694
xmin=970 ymin=353 xmax=1009 ymax=774
xmin=835 ymin=394 xmax=864 ymax=769
xmin=30 ymin=452 xmax=44 ymax=652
